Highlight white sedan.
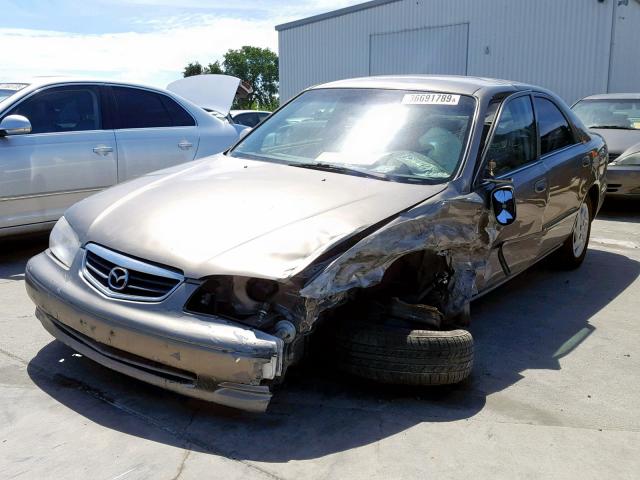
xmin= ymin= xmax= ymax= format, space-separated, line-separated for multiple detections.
xmin=0 ymin=75 xmax=243 ymax=238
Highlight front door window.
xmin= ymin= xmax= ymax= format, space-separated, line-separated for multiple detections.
xmin=485 ymin=95 xmax=537 ymax=176
xmin=5 ymin=87 xmax=101 ymax=134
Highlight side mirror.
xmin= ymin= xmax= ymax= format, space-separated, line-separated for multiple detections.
xmin=491 ymin=186 xmax=517 ymax=226
xmin=0 ymin=115 xmax=31 ymax=136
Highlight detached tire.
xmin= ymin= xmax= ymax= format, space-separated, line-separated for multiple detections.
xmin=333 ymin=320 xmax=474 ymax=386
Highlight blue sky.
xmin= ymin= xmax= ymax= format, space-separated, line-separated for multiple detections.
xmin=1 ymin=0 xmax=357 ymax=87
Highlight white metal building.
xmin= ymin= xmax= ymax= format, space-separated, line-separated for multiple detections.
xmin=276 ymin=0 xmax=640 ymax=104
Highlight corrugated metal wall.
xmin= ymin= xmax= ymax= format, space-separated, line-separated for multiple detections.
xmin=278 ymin=0 xmax=640 ymax=104
xmin=608 ymin=1 xmax=640 ymax=93
xmin=370 ymin=23 xmax=469 ymax=76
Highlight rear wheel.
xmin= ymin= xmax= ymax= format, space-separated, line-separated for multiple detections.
xmin=554 ymin=196 xmax=592 ymax=269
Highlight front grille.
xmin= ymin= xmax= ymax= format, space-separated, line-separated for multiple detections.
xmin=83 ymin=243 xmax=183 ymax=301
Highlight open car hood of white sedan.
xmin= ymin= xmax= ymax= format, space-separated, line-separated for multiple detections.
xmin=166 ymin=74 xmax=240 ymax=116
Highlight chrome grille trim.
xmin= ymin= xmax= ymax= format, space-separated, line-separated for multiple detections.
xmin=82 ymin=243 xmax=183 ymax=302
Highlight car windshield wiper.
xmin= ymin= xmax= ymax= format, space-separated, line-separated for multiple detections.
xmin=289 ymin=162 xmax=391 ymax=181
xmin=589 ymin=125 xmax=637 ymax=130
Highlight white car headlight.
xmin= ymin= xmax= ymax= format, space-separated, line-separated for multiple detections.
xmin=49 ymin=216 xmax=81 ymax=268
xmin=614 ymin=152 xmax=640 ymax=166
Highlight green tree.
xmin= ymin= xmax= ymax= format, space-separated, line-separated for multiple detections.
xmin=183 ymin=61 xmax=204 ymax=77
xmin=206 ymin=61 xmax=224 ymax=75
xmin=222 ymin=46 xmax=279 ymax=110
xmin=182 ymin=47 xmax=279 ymax=110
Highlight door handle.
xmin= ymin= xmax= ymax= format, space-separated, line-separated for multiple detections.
xmin=534 ymin=179 xmax=548 ymax=193
xmin=178 ymin=141 xmax=193 ymax=150
xmin=582 ymin=155 xmax=592 ymax=168
xmin=93 ymin=145 xmax=113 ymax=156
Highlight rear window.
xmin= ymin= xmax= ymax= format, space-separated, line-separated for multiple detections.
xmin=234 ymin=112 xmax=260 ymax=127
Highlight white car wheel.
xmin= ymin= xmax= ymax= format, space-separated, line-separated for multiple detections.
xmin=572 ymin=202 xmax=590 ymax=258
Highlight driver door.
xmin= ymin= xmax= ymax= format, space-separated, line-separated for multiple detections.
xmin=0 ymin=85 xmax=117 ymax=230
xmin=479 ymin=94 xmax=549 ymax=289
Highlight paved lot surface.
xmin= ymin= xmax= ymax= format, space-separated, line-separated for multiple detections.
xmin=1 ymin=200 xmax=639 ymax=480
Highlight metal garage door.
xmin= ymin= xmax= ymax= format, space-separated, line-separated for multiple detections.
xmin=369 ymin=23 xmax=469 ymax=76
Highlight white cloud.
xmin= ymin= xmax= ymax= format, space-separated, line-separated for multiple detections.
xmin=0 ymin=18 xmax=276 ymax=87
xmin=0 ymin=1 xmax=358 ymax=88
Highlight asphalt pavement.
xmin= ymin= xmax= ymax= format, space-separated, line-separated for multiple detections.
xmin=1 ymin=200 xmax=639 ymax=480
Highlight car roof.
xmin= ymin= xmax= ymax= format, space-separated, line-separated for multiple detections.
xmin=0 ymin=76 xmax=223 ymax=123
xmin=579 ymin=93 xmax=640 ymax=101
xmin=3 ymin=76 xmax=167 ymax=92
xmin=309 ymin=75 xmax=540 ymax=97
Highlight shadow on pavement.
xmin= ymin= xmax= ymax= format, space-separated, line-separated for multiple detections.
xmin=0 ymin=233 xmax=48 ymax=282
xmin=470 ymin=248 xmax=639 ymax=396
xmin=26 ymin=244 xmax=639 ymax=462
xmin=597 ymin=197 xmax=640 ymax=224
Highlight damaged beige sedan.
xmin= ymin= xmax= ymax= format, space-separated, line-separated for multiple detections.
xmin=25 ymin=76 xmax=607 ymax=412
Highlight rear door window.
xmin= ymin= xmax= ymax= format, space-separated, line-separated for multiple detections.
xmin=6 ymin=86 xmax=102 ymax=134
xmin=535 ymin=97 xmax=576 ymax=156
xmin=112 ymin=87 xmax=195 ymax=129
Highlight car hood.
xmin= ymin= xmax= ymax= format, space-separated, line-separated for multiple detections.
xmin=590 ymin=128 xmax=640 ymax=154
xmin=618 ymin=140 xmax=640 ymax=159
xmin=167 ymin=74 xmax=240 ymax=116
xmin=66 ymin=155 xmax=446 ymax=280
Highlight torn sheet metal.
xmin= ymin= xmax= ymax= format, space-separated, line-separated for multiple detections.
xmin=299 ymin=189 xmax=498 ymax=331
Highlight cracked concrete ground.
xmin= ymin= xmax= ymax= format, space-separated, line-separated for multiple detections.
xmin=1 ymin=200 xmax=639 ymax=480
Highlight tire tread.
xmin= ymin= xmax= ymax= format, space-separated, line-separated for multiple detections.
xmin=332 ymin=320 xmax=474 ymax=386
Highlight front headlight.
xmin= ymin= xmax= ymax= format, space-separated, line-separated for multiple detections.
xmin=49 ymin=216 xmax=80 ymax=268
xmin=614 ymin=152 xmax=640 ymax=166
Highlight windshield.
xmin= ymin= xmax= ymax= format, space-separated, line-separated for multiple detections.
xmin=573 ymin=98 xmax=640 ymax=130
xmin=0 ymin=83 xmax=29 ymax=102
xmin=231 ymin=88 xmax=476 ymax=184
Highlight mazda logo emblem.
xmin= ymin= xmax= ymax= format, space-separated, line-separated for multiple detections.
xmin=108 ymin=267 xmax=129 ymax=291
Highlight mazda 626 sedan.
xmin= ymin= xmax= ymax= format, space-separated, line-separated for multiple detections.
xmin=25 ymin=76 xmax=607 ymax=412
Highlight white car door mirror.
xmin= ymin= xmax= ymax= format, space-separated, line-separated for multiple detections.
xmin=0 ymin=115 xmax=32 ymax=136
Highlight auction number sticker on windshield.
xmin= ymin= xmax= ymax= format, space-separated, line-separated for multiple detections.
xmin=402 ymin=93 xmax=460 ymax=105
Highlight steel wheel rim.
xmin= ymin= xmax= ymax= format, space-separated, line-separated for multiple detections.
xmin=572 ymin=202 xmax=589 ymax=257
